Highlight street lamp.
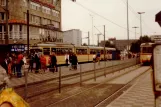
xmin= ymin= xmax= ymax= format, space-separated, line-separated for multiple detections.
xmin=132 ymin=26 xmax=139 ymax=39
xmin=138 ymin=12 xmax=145 ymax=39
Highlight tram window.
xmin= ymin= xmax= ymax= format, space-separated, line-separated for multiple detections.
xmin=43 ymin=48 xmax=50 ymax=55
xmin=76 ymin=49 xmax=87 ymax=54
xmin=30 ymin=49 xmax=42 ymax=53
xmin=142 ymin=47 xmax=152 ymax=53
xmin=55 ymin=48 xmax=72 ymax=55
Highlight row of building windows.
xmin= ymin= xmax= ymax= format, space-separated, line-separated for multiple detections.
xmin=0 ymin=25 xmax=62 ymax=40
xmin=0 ymin=0 xmax=6 ymax=6
xmin=24 ymin=13 xmax=60 ymax=28
xmin=29 ymin=1 xmax=60 ymax=18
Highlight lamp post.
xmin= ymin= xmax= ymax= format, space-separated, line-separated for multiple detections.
xmin=138 ymin=12 xmax=145 ymax=39
xmin=132 ymin=26 xmax=139 ymax=39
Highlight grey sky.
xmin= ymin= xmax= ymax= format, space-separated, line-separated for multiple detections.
xmin=62 ymin=0 xmax=161 ymax=45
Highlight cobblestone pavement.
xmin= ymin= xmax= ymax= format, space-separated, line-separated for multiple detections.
xmin=107 ymin=69 xmax=155 ymax=107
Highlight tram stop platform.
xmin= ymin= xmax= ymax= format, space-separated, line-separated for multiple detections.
xmin=107 ymin=69 xmax=157 ymax=107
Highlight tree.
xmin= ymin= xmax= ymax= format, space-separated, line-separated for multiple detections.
xmin=82 ymin=43 xmax=87 ymax=46
xmin=130 ymin=35 xmax=153 ymax=53
xmin=105 ymin=41 xmax=115 ymax=48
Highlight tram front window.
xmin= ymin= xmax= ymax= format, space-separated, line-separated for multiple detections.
xmin=142 ymin=47 xmax=152 ymax=53
xmin=30 ymin=49 xmax=42 ymax=54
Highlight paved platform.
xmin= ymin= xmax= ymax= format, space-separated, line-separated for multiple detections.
xmin=107 ymin=69 xmax=155 ymax=107
xmin=0 ymin=59 xmax=138 ymax=88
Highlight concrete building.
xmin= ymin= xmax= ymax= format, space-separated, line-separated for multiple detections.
xmin=100 ymin=38 xmax=138 ymax=51
xmin=63 ymin=29 xmax=82 ymax=46
xmin=0 ymin=0 xmax=62 ymax=44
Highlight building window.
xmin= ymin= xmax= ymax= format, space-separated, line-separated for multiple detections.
xmin=42 ymin=6 xmax=51 ymax=14
xmin=1 ymin=0 xmax=6 ymax=6
xmin=30 ymin=2 xmax=40 ymax=11
xmin=1 ymin=13 xmax=5 ymax=20
xmin=52 ymin=9 xmax=60 ymax=18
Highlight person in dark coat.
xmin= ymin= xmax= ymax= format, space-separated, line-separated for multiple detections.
xmin=28 ymin=53 xmax=34 ymax=72
xmin=50 ymin=52 xmax=57 ymax=72
xmin=69 ymin=53 xmax=73 ymax=70
xmin=35 ymin=53 xmax=40 ymax=73
xmin=72 ymin=53 xmax=78 ymax=70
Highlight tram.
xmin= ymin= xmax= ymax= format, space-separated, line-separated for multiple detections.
xmin=30 ymin=42 xmax=117 ymax=65
xmin=140 ymin=42 xmax=154 ymax=65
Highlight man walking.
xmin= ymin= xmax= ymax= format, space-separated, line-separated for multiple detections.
xmin=50 ymin=52 xmax=57 ymax=72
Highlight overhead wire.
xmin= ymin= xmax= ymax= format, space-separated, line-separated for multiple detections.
xmin=73 ymin=1 xmax=137 ymax=34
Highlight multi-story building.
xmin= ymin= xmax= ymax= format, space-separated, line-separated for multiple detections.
xmin=63 ymin=29 xmax=82 ymax=46
xmin=0 ymin=0 xmax=62 ymax=44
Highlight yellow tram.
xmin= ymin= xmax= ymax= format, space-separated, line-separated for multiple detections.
xmin=140 ymin=42 xmax=154 ymax=65
xmin=30 ymin=42 xmax=116 ymax=65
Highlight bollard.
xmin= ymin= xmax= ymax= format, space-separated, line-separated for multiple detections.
xmin=94 ymin=62 xmax=96 ymax=81
xmin=59 ymin=67 xmax=61 ymax=93
xmin=80 ymin=64 xmax=82 ymax=86
xmin=24 ymin=70 xmax=28 ymax=100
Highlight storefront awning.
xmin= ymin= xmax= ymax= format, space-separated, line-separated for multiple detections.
xmin=156 ymin=11 xmax=161 ymax=27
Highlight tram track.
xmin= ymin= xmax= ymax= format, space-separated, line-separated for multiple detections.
xmin=15 ymin=61 xmax=137 ymax=99
xmin=43 ymin=66 xmax=150 ymax=107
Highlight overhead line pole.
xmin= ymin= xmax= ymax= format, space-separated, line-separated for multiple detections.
xmin=127 ymin=0 xmax=130 ymax=57
xmin=5 ymin=0 xmax=9 ymax=45
xmin=27 ymin=0 xmax=30 ymax=56
xmin=104 ymin=25 xmax=106 ymax=60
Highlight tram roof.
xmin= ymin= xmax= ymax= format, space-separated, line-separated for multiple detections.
xmin=140 ymin=42 xmax=155 ymax=47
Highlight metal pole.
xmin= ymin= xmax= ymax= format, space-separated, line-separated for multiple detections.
xmin=92 ymin=16 xmax=93 ymax=45
xmin=94 ymin=62 xmax=96 ymax=81
xmin=24 ymin=70 xmax=28 ymax=100
xmin=104 ymin=25 xmax=106 ymax=60
xmin=5 ymin=0 xmax=8 ymax=45
xmin=27 ymin=0 xmax=30 ymax=56
xmin=97 ymin=34 xmax=99 ymax=47
xmin=140 ymin=14 xmax=142 ymax=38
xmin=59 ymin=67 xmax=61 ymax=93
xmin=80 ymin=64 xmax=82 ymax=86
xmin=127 ymin=0 xmax=130 ymax=57
xmin=88 ymin=31 xmax=90 ymax=46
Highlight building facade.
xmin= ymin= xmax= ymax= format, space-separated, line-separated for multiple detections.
xmin=63 ymin=29 xmax=82 ymax=46
xmin=0 ymin=0 xmax=62 ymax=44
xmin=100 ymin=38 xmax=138 ymax=51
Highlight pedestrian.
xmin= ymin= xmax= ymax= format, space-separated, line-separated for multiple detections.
xmin=28 ymin=53 xmax=34 ymax=72
xmin=96 ymin=52 xmax=101 ymax=65
xmin=69 ymin=53 xmax=73 ymax=70
xmin=34 ymin=52 xmax=40 ymax=73
xmin=50 ymin=52 xmax=57 ymax=72
xmin=11 ymin=53 xmax=17 ymax=75
xmin=16 ymin=52 xmax=24 ymax=78
xmin=65 ymin=52 xmax=69 ymax=67
xmin=72 ymin=53 xmax=78 ymax=70
xmin=40 ymin=54 xmax=47 ymax=73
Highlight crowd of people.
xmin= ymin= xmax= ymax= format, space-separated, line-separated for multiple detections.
xmin=0 ymin=51 xmax=79 ymax=78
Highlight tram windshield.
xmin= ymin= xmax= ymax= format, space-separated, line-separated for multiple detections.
xmin=142 ymin=47 xmax=152 ymax=53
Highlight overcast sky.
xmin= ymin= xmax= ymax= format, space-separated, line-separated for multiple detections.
xmin=62 ymin=0 xmax=161 ymax=45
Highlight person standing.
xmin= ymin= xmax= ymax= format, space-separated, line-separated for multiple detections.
xmin=17 ymin=52 xmax=24 ymax=78
xmin=1 ymin=57 xmax=9 ymax=74
xmin=28 ymin=53 xmax=34 ymax=72
xmin=72 ymin=53 xmax=78 ymax=70
xmin=50 ymin=52 xmax=57 ymax=72
xmin=40 ymin=54 xmax=46 ymax=73
xmin=69 ymin=53 xmax=73 ymax=70
xmin=34 ymin=52 xmax=40 ymax=73
xmin=65 ymin=53 xmax=69 ymax=67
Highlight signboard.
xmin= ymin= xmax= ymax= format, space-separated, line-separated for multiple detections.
xmin=10 ymin=45 xmax=27 ymax=52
